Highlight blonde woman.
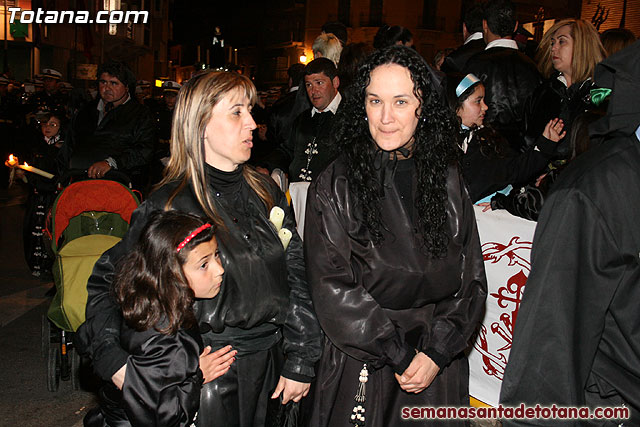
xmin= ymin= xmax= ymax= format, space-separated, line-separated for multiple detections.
xmin=524 ymin=18 xmax=606 ymax=156
xmin=78 ymin=71 xmax=322 ymax=427
xmin=312 ymin=32 xmax=343 ymax=65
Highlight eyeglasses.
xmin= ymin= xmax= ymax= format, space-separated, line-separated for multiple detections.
xmin=40 ymin=122 xmax=59 ymax=128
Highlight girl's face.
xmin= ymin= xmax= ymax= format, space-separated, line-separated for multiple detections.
xmin=365 ymin=63 xmax=421 ymax=152
xmin=203 ymin=88 xmax=256 ymax=172
xmin=41 ymin=116 xmax=61 ymax=138
xmin=183 ymin=238 xmax=224 ymax=299
xmin=550 ymin=25 xmax=574 ymax=77
xmin=457 ymin=84 xmax=488 ymax=128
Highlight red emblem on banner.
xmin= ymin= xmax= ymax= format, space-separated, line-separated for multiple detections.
xmin=474 ymin=237 xmax=531 ymax=380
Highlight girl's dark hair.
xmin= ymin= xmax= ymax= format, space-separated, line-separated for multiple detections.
xmin=334 ymin=45 xmax=458 ymax=257
xmin=446 ymin=73 xmax=510 ymax=158
xmin=114 ymin=210 xmax=216 ymax=335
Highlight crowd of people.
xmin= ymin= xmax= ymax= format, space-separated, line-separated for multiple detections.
xmin=2 ymin=0 xmax=639 ymax=425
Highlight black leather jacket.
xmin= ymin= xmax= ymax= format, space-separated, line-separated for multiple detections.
xmin=77 ymin=164 xmax=322 ymax=383
xmin=67 ymin=98 xmax=155 ymax=176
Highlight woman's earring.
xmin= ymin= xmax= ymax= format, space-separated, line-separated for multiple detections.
xmin=364 ymin=117 xmax=368 ymax=121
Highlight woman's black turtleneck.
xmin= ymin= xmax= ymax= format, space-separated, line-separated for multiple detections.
xmin=205 ymin=163 xmax=251 ymax=219
xmin=393 ymin=158 xmax=415 ymax=223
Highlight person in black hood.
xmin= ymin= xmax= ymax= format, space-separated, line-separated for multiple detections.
xmin=499 ymin=40 xmax=640 ymax=426
xmin=77 ymin=71 xmax=322 ymax=427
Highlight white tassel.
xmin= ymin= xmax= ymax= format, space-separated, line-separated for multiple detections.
xmin=350 ymin=364 xmax=368 ymax=426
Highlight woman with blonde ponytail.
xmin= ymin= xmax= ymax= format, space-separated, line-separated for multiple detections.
xmin=78 ymin=71 xmax=322 ymax=427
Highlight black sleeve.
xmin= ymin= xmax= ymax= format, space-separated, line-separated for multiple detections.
xmin=491 ymin=185 xmax=545 ymax=222
xmin=304 ymin=180 xmax=416 ymax=374
xmin=276 ymin=191 xmax=324 ymax=381
xmin=121 ymin=332 xmax=202 ymax=427
xmin=423 ymin=168 xmax=488 ymax=368
xmin=113 ymin=105 xmax=156 ymax=172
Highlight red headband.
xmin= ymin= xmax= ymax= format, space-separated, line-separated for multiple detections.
xmin=176 ymin=223 xmax=212 ymax=252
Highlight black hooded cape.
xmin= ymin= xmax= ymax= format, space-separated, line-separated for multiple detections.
xmin=499 ymin=40 xmax=640 ymax=426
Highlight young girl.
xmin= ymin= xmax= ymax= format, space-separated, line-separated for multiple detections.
xmin=447 ymin=73 xmax=566 ymax=204
xmin=85 ymin=210 xmax=233 ymax=427
xmin=21 ymin=111 xmax=68 ymax=278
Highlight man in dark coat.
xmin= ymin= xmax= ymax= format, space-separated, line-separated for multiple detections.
xmin=465 ymin=0 xmax=541 ymax=150
xmin=66 ymin=61 xmax=155 ymax=187
xmin=264 ymin=63 xmax=307 ymax=152
xmin=263 ymin=58 xmax=341 ymax=182
xmin=499 ymin=41 xmax=640 ymax=426
xmin=441 ymin=5 xmax=486 ymax=74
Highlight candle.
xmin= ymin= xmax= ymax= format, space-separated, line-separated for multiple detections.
xmin=278 ymin=228 xmax=292 ymax=250
xmin=6 ymin=154 xmax=18 ymax=167
xmin=269 ymin=206 xmax=285 ymax=231
xmin=19 ymin=162 xmax=54 ymax=179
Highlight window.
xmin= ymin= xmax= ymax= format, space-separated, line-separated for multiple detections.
xmin=423 ymin=0 xmax=437 ymax=29
xmin=338 ymin=0 xmax=350 ymax=27
xmin=369 ymin=0 xmax=382 ymax=27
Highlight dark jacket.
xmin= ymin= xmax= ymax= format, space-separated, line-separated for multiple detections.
xmin=441 ymin=37 xmax=486 ymax=74
xmin=265 ymin=88 xmax=310 ymax=149
xmin=305 ymin=156 xmax=487 ymax=426
xmin=85 ymin=325 xmax=203 ymax=427
xmin=465 ymin=46 xmax=542 ymax=150
xmin=263 ymin=106 xmax=339 ymax=182
xmin=459 ymin=127 xmax=555 ymax=203
xmin=77 ymin=164 xmax=323 ymax=383
xmin=523 ymin=75 xmax=595 ymax=155
xmin=500 ymin=40 xmax=640 ymax=426
xmin=67 ymin=98 xmax=155 ymax=176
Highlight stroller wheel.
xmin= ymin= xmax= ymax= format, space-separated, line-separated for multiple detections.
xmin=47 ymin=346 xmax=61 ymax=392
xmin=41 ymin=315 xmax=51 ymax=358
xmin=71 ymin=348 xmax=81 ymax=391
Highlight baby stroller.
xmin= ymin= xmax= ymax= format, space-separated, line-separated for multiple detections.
xmin=42 ymin=171 xmax=139 ymax=391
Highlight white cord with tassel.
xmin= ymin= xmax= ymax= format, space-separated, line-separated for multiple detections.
xmin=350 ymin=364 xmax=368 ymax=426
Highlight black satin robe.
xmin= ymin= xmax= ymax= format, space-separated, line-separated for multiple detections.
xmin=121 ymin=325 xmax=203 ymax=426
xmin=77 ymin=164 xmax=322 ymax=427
xmin=304 ymin=157 xmax=487 ymax=426
xmin=500 ymin=42 xmax=640 ymax=426
xmin=84 ymin=325 xmax=203 ymax=427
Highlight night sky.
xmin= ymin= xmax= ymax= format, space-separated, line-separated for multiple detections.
xmin=170 ymin=0 xmax=266 ymax=46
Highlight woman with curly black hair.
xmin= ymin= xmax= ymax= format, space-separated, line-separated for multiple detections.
xmin=304 ymin=45 xmax=488 ymax=426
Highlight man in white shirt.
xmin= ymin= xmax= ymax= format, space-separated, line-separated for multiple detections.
xmin=441 ymin=5 xmax=486 ymax=73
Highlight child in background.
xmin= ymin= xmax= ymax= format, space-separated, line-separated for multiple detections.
xmin=85 ymin=210 xmax=234 ymax=427
xmin=446 ymin=73 xmax=565 ymax=204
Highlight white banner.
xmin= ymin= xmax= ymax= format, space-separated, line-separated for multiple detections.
xmin=468 ymin=206 xmax=537 ymax=407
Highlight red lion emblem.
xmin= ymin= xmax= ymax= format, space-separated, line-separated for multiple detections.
xmin=474 ymin=236 xmax=531 ymax=380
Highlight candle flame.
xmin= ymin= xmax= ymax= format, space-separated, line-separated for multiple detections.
xmin=9 ymin=154 xmax=15 ymax=162
xmin=24 ymin=162 xmax=29 ymax=167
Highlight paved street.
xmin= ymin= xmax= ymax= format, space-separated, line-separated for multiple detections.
xmin=0 ymin=183 xmax=96 ymax=427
